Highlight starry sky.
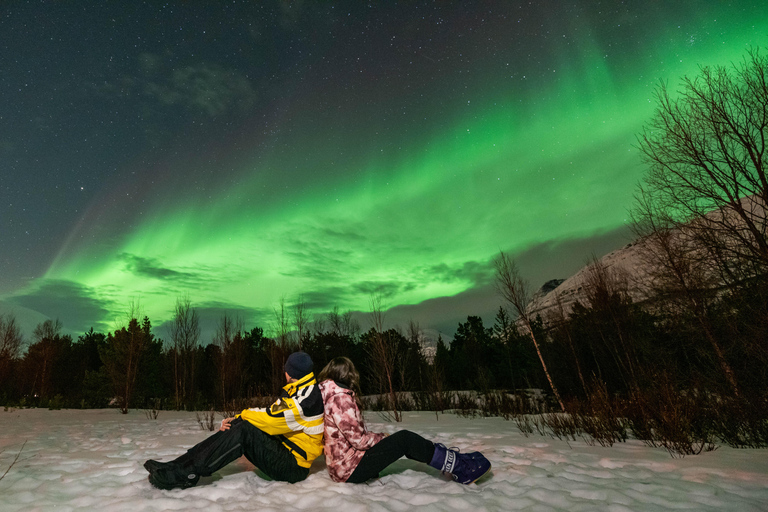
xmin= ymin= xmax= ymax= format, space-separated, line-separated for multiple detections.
xmin=2 ymin=1 xmax=766 ymax=341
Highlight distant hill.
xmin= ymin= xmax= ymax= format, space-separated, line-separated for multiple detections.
xmin=526 ymin=195 xmax=767 ymax=322
xmin=525 ymin=239 xmax=650 ymax=322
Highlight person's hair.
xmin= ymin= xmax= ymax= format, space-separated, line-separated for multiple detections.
xmin=318 ymin=356 xmax=360 ymax=392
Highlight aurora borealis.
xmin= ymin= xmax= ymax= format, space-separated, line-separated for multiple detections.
xmin=2 ymin=1 xmax=767 ymax=339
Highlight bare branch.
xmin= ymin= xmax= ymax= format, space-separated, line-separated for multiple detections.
xmin=0 ymin=440 xmax=27 ymax=483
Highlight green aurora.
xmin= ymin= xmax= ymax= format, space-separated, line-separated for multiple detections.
xmin=7 ymin=3 xmax=768 ymax=336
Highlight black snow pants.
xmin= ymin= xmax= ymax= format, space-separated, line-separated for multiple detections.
xmin=169 ymin=417 xmax=309 ymax=484
xmin=346 ymin=430 xmax=435 ymax=483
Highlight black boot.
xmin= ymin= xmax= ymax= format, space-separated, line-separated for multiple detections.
xmin=145 ymin=460 xmax=200 ymax=490
xmin=144 ymin=453 xmax=200 ymax=490
xmin=144 ymin=419 xmax=250 ymax=490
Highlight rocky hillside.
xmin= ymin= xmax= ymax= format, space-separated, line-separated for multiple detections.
xmin=526 ymin=196 xmax=766 ymax=322
xmin=525 ymin=238 xmax=653 ymax=322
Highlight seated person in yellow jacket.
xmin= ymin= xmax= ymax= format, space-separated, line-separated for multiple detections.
xmin=144 ymin=351 xmax=324 ymax=490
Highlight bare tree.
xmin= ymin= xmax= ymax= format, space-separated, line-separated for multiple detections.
xmin=168 ymin=296 xmax=200 ymax=409
xmin=406 ymin=319 xmax=421 ymax=347
xmin=327 ymin=306 xmax=343 ymax=336
xmin=0 ymin=314 xmax=23 ymax=386
xmin=29 ymin=319 xmax=64 ymax=400
xmin=547 ymin=293 xmax=588 ymax=396
xmin=635 ymin=48 xmax=768 ymax=284
xmin=101 ymin=316 xmax=150 ymax=414
xmin=312 ymin=313 xmax=327 ymax=336
xmin=270 ymin=298 xmax=294 ymax=395
xmin=582 ymin=257 xmax=640 ymax=389
xmin=630 ymin=50 xmax=768 ymax=396
xmin=367 ymin=294 xmax=401 ymax=421
xmin=342 ymin=310 xmax=360 ymax=338
xmin=405 ymin=319 xmax=424 ymax=390
xmin=213 ymin=313 xmax=244 ymax=405
xmin=633 ymin=200 xmax=741 ymax=395
xmin=273 ymin=297 xmax=292 ymax=349
xmin=292 ymin=296 xmax=309 ymax=350
xmin=494 ymin=252 xmax=565 ymax=412
xmin=325 ymin=306 xmax=360 ymax=338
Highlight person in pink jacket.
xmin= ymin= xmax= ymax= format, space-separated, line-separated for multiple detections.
xmin=318 ymin=356 xmax=491 ymax=484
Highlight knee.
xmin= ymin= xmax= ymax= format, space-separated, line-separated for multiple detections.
xmin=217 ymin=417 xmax=248 ymax=440
xmin=391 ymin=430 xmax=418 ymax=441
xmin=389 ymin=429 xmax=421 ymax=446
xmin=391 ymin=430 xmax=434 ymax=461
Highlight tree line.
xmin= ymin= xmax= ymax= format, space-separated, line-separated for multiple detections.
xmin=0 ymin=298 xmax=539 ymax=413
xmin=0 ymin=257 xmax=765 ymax=419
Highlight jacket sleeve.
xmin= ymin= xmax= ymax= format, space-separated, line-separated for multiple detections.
xmin=328 ymin=392 xmax=385 ymax=451
xmin=237 ymin=396 xmax=302 ymax=436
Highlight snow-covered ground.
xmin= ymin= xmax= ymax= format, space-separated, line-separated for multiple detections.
xmin=1 ymin=408 xmax=767 ymax=512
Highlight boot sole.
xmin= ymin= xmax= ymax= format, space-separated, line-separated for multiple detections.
xmin=147 ymin=472 xmax=198 ymax=491
xmin=147 ymin=473 xmax=176 ymax=491
xmin=467 ymin=464 xmax=492 ymax=484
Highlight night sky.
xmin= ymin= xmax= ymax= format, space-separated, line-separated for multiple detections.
xmin=2 ymin=1 xmax=766 ymax=340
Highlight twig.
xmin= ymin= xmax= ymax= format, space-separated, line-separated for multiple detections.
xmin=196 ymin=410 xmax=216 ymax=431
xmin=0 ymin=440 xmax=27 ymax=482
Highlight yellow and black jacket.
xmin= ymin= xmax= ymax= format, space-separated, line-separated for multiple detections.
xmin=237 ymin=372 xmax=324 ymax=468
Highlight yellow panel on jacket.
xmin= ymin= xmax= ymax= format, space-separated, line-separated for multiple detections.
xmin=238 ymin=372 xmax=324 ymax=468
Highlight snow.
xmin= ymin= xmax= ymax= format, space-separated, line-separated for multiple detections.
xmin=1 ymin=408 xmax=767 ymax=511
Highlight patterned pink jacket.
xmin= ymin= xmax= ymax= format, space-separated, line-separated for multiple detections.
xmin=319 ymin=379 xmax=386 ymax=482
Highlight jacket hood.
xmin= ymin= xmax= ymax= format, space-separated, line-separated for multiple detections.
xmin=319 ymin=379 xmax=354 ymax=400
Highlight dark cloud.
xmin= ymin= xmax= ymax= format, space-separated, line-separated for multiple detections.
xmin=7 ymin=280 xmax=115 ymax=336
xmin=139 ymin=55 xmax=258 ymax=116
xmin=296 ymin=279 xmax=411 ymax=313
xmin=294 ymin=280 xmax=406 ymax=313
xmin=422 ymin=260 xmax=493 ymax=287
xmin=319 ymin=227 xmax=367 ymax=242
xmin=97 ymin=53 xmax=258 ymax=118
xmin=352 ymin=281 xmax=403 ymax=298
xmin=119 ymin=253 xmax=201 ymax=284
xmin=281 ymin=250 xmax=354 ymax=281
xmin=296 ymin=286 xmax=353 ymax=312
xmin=279 ymin=235 xmax=359 ymax=281
xmin=157 ymin=63 xmax=257 ymax=116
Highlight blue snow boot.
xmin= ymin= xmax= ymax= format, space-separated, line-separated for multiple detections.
xmin=428 ymin=443 xmax=491 ymax=484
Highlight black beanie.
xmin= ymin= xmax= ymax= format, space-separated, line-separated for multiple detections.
xmin=285 ymin=351 xmax=313 ymax=379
